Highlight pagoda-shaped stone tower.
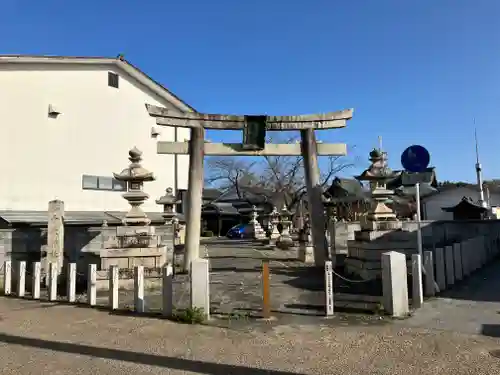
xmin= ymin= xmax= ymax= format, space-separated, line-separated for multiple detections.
xmin=355 ymin=148 xmax=399 ymax=230
xmin=114 ymin=147 xmax=155 ymax=227
xmin=90 ymin=147 xmax=169 ymax=275
xmin=344 ymin=148 xmax=411 ymax=280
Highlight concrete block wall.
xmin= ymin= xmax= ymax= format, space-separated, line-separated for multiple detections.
xmin=333 ymin=219 xmax=500 ymax=257
xmin=419 ymin=231 xmax=500 ymax=297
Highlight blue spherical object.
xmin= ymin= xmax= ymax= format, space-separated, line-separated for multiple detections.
xmin=401 ymin=145 xmax=430 ymax=173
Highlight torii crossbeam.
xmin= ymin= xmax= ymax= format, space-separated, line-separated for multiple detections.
xmin=146 ymin=104 xmax=354 ymax=270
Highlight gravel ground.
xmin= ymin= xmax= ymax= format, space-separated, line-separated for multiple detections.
xmin=0 ymin=297 xmax=500 ymax=374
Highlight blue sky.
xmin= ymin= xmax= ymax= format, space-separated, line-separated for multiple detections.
xmin=2 ymin=0 xmax=500 ymax=182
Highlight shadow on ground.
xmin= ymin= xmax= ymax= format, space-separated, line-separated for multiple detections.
xmin=481 ymin=324 xmax=500 ymax=338
xmin=440 ymin=258 xmax=500 ymax=303
xmin=273 ymin=265 xmax=383 ymax=296
xmin=0 ymin=332 xmax=304 ymax=375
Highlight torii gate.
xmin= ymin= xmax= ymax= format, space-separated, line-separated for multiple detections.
xmin=146 ymin=104 xmax=353 ymax=270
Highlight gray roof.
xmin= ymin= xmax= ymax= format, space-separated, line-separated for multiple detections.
xmin=202 ymin=203 xmax=240 ymax=215
xmin=0 ymin=210 xmax=184 ymax=226
xmin=441 ymin=197 xmax=488 ymax=212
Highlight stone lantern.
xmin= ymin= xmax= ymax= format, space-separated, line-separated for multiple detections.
xmin=249 ymin=205 xmax=265 ymax=240
xmin=156 ymin=187 xmax=180 ymax=224
xmin=268 ymin=206 xmax=281 ymax=245
xmin=113 ymin=147 xmax=155 ymax=226
xmin=298 ymin=214 xmax=314 ymax=263
xmin=276 ymin=205 xmax=293 ymax=249
xmin=355 ymin=148 xmax=399 ymax=230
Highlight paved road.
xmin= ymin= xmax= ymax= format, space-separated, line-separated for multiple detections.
xmin=1 ymin=297 xmax=500 ymax=374
xmin=2 ymin=238 xmax=500 ymax=373
xmin=397 ymin=258 xmax=500 ymax=338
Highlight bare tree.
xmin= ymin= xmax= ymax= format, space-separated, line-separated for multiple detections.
xmin=204 ymin=158 xmax=259 ymax=199
xmin=204 ymin=134 xmax=356 ymax=211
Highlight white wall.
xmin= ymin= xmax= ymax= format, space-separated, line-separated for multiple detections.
xmin=0 ymin=63 xmax=191 ymax=212
xmin=422 ymin=187 xmax=500 ymax=220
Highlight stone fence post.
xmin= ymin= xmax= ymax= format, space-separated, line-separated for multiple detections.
xmin=382 ymin=251 xmax=409 ymax=317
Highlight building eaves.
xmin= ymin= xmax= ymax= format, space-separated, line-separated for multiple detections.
xmin=0 ymin=210 xmax=179 ymax=226
xmin=0 ymin=54 xmax=197 ymax=113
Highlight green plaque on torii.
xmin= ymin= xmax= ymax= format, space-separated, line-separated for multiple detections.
xmin=242 ymin=115 xmax=267 ymax=150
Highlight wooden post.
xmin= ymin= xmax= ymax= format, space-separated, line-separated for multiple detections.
xmin=183 ymin=127 xmax=205 ymax=273
xmin=300 ymin=129 xmax=327 ymax=266
xmin=262 ymin=260 xmax=271 ymax=319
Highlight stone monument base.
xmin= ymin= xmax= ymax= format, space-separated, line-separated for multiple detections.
xmin=94 ymin=246 xmax=170 ymax=269
xmin=345 ymin=221 xmax=417 ymax=280
xmin=298 ymin=242 xmax=314 ymax=264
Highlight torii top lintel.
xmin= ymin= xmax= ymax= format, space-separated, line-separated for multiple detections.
xmin=145 ymin=104 xmax=353 ymax=131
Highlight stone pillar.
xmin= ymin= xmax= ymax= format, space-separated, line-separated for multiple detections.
xmin=46 ymin=200 xmax=64 ymax=280
xmin=453 ymin=243 xmax=463 ymax=281
xmin=32 ymin=262 xmax=41 ymax=300
xmin=162 ymin=264 xmax=174 ymax=317
xmin=17 ymin=261 xmax=26 ymax=298
xmin=423 ymin=251 xmax=435 ymax=297
xmin=134 ymin=265 xmax=145 ymax=313
xmin=300 ymin=129 xmax=327 ymax=266
xmin=67 ymin=263 xmax=76 ymax=303
xmin=445 ymin=245 xmax=455 ymax=286
xmin=191 ymin=258 xmax=210 ymax=319
xmin=411 ymin=254 xmax=423 ymax=309
xmin=87 ymin=264 xmax=97 ymax=306
xmin=382 ymin=251 xmax=409 ymax=317
xmin=48 ymin=262 xmax=58 ymax=301
xmin=3 ymin=260 xmax=11 ymax=295
xmin=183 ymin=127 xmax=205 ymax=273
xmin=434 ymin=247 xmax=446 ymax=292
xmin=109 ymin=265 xmax=119 ymax=310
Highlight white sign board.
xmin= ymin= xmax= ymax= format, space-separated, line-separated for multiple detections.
xmin=324 ymin=261 xmax=334 ymax=316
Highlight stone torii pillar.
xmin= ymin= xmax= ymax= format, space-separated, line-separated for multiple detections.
xmin=146 ymin=104 xmax=353 ymax=269
xmin=301 ymin=129 xmax=327 ymax=264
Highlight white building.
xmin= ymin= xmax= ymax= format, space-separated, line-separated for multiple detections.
xmin=0 ymin=55 xmax=192 ymax=212
xmin=422 ymin=186 xmax=500 ymax=220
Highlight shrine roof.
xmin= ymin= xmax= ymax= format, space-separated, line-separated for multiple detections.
xmin=325 ymin=178 xmax=369 ymax=202
xmin=202 ymin=188 xmax=224 ymax=201
xmin=202 ymin=202 xmax=240 ymax=215
xmin=441 ymin=197 xmax=488 ymax=213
